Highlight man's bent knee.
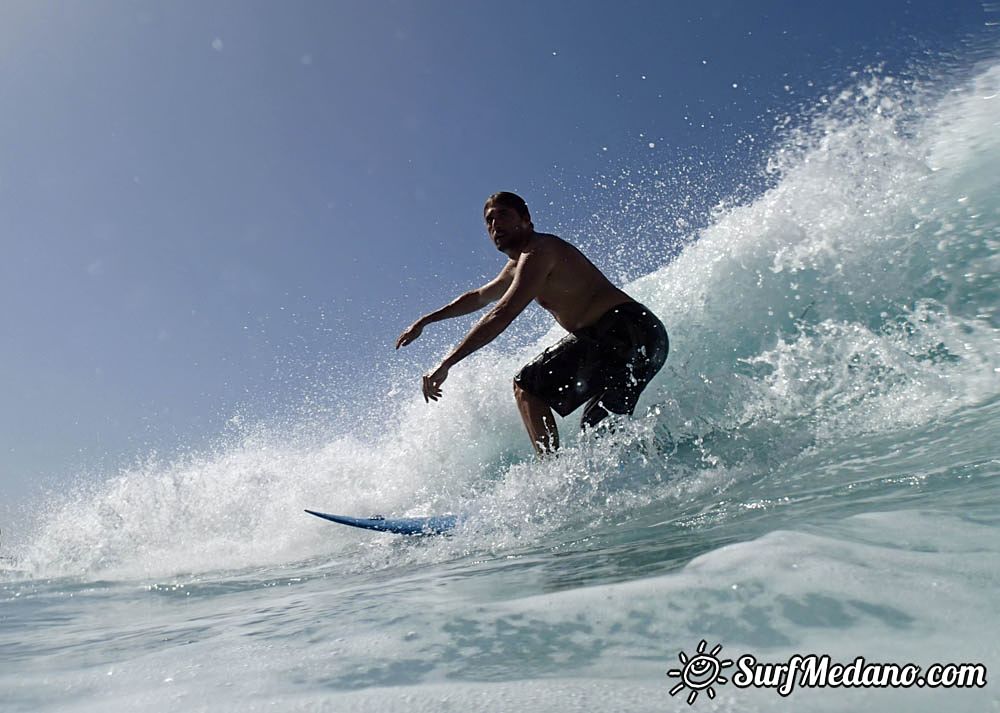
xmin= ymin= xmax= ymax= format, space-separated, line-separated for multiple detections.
xmin=513 ymin=379 xmax=535 ymax=403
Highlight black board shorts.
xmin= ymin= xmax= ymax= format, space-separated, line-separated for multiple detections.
xmin=514 ymin=301 xmax=669 ymax=429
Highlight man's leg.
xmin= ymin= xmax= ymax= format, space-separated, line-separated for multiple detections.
xmin=580 ymin=310 xmax=668 ymax=431
xmin=513 ymin=381 xmax=560 ymax=455
xmin=580 ymin=392 xmax=616 ymax=430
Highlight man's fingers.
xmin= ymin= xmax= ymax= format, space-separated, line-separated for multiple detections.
xmin=422 ymin=373 xmax=443 ymax=403
xmin=397 ymin=322 xmax=425 ymax=350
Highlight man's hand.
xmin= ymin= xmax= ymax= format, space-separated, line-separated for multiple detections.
xmin=422 ymin=363 xmax=449 ymax=403
xmin=396 ymin=319 xmax=425 ymax=349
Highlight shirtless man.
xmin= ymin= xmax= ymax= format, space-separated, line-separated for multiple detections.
xmin=396 ymin=191 xmax=668 ymax=454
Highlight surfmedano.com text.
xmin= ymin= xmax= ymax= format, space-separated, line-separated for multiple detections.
xmin=733 ymin=654 xmax=987 ymax=697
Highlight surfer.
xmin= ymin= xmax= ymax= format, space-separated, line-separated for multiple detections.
xmin=396 ymin=191 xmax=668 ymax=455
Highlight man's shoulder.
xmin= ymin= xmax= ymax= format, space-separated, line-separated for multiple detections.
xmin=526 ymin=232 xmax=570 ymax=255
xmin=518 ymin=233 xmax=562 ymax=264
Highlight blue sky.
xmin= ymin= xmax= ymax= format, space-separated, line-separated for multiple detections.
xmin=0 ymin=0 xmax=992 ymax=508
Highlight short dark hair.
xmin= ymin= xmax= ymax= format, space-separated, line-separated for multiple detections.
xmin=484 ymin=191 xmax=531 ymax=222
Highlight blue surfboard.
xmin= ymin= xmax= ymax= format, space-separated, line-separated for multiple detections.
xmin=304 ymin=509 xmax=461 ymax=535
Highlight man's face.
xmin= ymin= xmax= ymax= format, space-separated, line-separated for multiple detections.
xmin=484 ymin=203 xmax=529 ymax=252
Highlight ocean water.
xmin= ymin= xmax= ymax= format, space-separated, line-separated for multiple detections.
xmin=2 ymin=61 xmax=999 ymax=712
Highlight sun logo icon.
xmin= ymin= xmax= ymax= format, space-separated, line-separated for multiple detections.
xmin=666 ymin=640 xmax=734 ymax=705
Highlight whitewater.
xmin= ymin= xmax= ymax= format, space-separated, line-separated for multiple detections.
xmin=2 ymin=60 xmax=999 ymax=712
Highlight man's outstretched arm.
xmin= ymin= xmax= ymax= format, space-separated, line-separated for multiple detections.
xmin=422 ymin=250 xmax=554 ymax=402
xmin=396 ymin=261 xmax=515 ymax=349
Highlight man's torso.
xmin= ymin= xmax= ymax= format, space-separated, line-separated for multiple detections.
xmin=520 ymin=233 xmax=633 ymax=332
